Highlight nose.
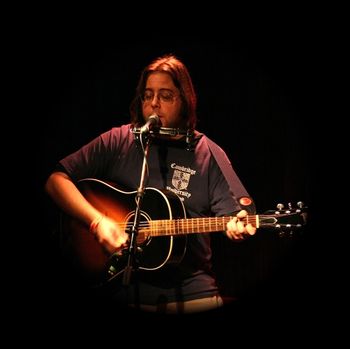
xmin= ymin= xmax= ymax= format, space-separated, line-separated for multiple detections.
xmin=150 ymin=94 xmax=161 ymax=107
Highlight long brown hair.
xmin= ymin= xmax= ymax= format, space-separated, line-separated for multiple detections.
xmin=129 ymin=54 xmax=197 ymax=130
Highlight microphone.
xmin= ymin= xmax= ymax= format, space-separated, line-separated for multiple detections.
xmin=140 ymin=114 xmax=160 ymax=133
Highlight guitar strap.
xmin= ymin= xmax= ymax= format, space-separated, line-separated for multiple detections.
xmin=206 ymin=137 xmax=256 ymax=214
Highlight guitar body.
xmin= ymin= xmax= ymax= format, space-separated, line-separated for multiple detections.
xmin=60 ymin=178 xmax=187 ymax=286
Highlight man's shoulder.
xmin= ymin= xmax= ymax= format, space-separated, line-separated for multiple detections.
xmin=105 ymin=123 xmax=132 ymax=137
xmin=112 ymin=123 xmax=132 ymax=132
xmin=98 ymin=124 xmax=134 ymax=146
xmin=197 ymin=132 xmax=226 ymax=154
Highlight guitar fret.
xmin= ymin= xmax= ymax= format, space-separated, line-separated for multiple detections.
xmin=168 ymin=219 xmax=172 ymax=235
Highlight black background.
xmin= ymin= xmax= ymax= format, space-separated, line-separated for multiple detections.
xmin=13 ymin=32 xmax=331 ymax=330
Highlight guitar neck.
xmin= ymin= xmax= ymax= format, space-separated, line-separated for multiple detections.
xmin=144 ymin=215 xmax=264 ymax=237
xmin=142 ymin=212 xmax=300 ymax=237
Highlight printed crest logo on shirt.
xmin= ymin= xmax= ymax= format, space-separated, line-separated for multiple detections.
xmin=172 ymin=170 xmax=191 ymax=190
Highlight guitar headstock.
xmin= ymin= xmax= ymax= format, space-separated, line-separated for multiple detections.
xmin=261 ymin=201 xmax=308 ymax=237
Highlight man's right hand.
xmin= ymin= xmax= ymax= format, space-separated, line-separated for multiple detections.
xmin=90 ymin=216 xmax=129 ymax=253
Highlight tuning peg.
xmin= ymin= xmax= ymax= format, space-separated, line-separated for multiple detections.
xmin=276 ymin=203 xmax=284 ymax=211
xmin=278 ymin=229 xmax=295 ymax=238
xmin=297 ymin=201 xmax=304 ymax=208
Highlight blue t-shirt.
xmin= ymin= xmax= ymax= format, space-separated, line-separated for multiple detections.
xmin=59 ymin=124 xmax=245 ymax=304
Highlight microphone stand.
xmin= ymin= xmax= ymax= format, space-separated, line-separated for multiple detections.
xmin=121 ymin=126 xmax=192 ymax=307
xmin=122 ymin=132 xmax=151 ymax=309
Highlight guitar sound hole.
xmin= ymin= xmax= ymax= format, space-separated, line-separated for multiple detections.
xmin=125 ymin=211 xmax=152 ymax=247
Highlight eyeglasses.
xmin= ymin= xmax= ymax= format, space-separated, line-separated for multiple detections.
xmin=141 ymin=89 xmax=179 ymax=103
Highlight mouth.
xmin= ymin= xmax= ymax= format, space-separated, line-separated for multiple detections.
xmin=156 ymin=115 xmax=163 ymax=126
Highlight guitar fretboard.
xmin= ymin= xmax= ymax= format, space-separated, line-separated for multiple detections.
xmin=143 ymin=215 xmax=260 ymax=236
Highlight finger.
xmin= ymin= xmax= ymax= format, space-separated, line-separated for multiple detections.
xmin=237 ymin=221 xmax=245 ymax=233
xmin=227 ymin=231 xmax=242 ymax=240
xmin=235 ymin=232 xmax=245 ymax=240
xmin=236 ymin=210 xmax=248 ymax=219
xmin=227 ymin=217 xmax=237 ymax=230
xmin=227 ymin=227 xmax=245 ymax=240
xmin=246 ymin=224 xmax=256 ymax=235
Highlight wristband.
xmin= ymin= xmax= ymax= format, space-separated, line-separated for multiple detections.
xmin=89 ymin=215 xmax=104 ymax=234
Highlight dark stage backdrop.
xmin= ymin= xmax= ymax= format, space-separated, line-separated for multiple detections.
xmin=25 ymin=38 xmax=321 ymax=320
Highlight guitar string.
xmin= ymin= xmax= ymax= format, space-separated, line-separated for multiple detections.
xmin=114 ymin=214 xmax=297 ymax=232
